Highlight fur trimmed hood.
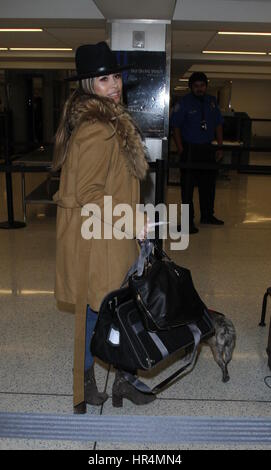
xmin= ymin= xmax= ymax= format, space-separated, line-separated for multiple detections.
xmin=65 ymin=91 xmax=149 ymax=180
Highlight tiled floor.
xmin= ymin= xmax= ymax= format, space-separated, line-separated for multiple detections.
xmin=0 ymin=171 xmax=271 ymax=449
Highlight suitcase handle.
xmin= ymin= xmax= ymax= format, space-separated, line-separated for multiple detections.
xmin=121 ymin=323 xmax=201 ymax=395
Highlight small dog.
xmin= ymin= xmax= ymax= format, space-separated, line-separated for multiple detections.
xmin=205 ymin=310 xmax=236 ymax=382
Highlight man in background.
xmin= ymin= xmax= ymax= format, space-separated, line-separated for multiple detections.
xmin=171 ymin=72 xmax=224 ymax=234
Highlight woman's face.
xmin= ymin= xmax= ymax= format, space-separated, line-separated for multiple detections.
xmin=93 ymin=73 xmax=123 ymax=104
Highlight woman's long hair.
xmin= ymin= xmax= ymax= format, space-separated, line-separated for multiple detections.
xmin=51 ymin=77 xmax=147 ymax=179
xmin=52 ymin=78 xmax=95 ymax=171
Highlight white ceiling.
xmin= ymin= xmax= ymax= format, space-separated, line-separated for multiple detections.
xmin=207 ymin=34 xmax=271 ymax=53
xmin=0 ymin=0 xmax=103 ymax=19
xmin=172 ymin=30 xmax=216 ymax=54
xmin=2 ymin=25 xmax=271 ymax=55
xmin=173 ymin=0 xmax=271 ymax=23
xmin=173 ymin=30 xmax=271 ymax=54
xmin=1 ymin=0 xmax=271 ymax=87
xmin=93 ymin=0 xmax=176 ymax=20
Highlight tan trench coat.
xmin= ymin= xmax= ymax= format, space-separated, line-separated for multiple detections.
xmin=54 ymin=120 xmax=144 ymax=407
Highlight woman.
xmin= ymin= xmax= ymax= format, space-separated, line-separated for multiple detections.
xmin=52 ymin=42 xmax=155 ymax=413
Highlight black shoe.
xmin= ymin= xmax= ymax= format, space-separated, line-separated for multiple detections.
xmin=112 ymin=370 xmax=156 ymax=407
xmin=177 ymin=224 xmax=199 ymax=234
xmin=73 ymin=401 xmax=87 ymax=414
xmin=84 ymin=365 xmax=109 ymax=406
xmin=189 ymin=224 xmax=199 ymax=234
xmin=200 ymin=216 xmax=224 ymax=225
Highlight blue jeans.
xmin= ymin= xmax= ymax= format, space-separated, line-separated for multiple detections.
xmin=84 ymin=305 xmax=98 ymax=372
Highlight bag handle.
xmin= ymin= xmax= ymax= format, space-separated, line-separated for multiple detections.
xmin=121 ymin=323 xmax=202 ymax=395
xmin=121 ymin=239 xmax=154 ymax=287
xmin=121 ymin=239 xmax=171 ymax=288
xmin=152 ymin=240 xmax=171 ymax=262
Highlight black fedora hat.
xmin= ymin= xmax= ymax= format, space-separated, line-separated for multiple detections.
xmin=66 ymin=41 xmax=131 ymax=81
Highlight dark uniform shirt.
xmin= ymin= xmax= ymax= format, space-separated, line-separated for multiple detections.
xmin=170 ymin=93 xmax=224 ymax=144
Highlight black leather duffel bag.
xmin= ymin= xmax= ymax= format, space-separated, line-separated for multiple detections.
xmin=125 ymin=240 xmax=207 ymax=332
xmin=91 ymin=286 xmax=214 ymax=394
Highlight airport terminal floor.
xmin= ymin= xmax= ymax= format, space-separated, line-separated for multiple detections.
xmin=0 ymin=170 xmax=271 ymax=449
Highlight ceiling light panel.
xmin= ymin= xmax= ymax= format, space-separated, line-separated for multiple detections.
xmin=218 ymin=32 xmax=271 ymax=36
xmin=209 ymin=32 xmax=271 ymax=53
xmin=202 ymin=50 xmax=267 ymax=55
xmin=172 ymin=30 xmax=216 ymax=53
xmin=0 ymin=29 xmax=68 ymax=49
xmin=9 ymin=47 xmax=73 ymax=51
xmin=0 ymin=29 xmax=43 ymax=32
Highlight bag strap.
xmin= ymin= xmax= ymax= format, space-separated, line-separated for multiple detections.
xmin=153 ymin=240 xmax=171 ymax=261
xmin=120 ymin=239 xmax=173 ymax=288
xmin=121 ymin=239 xmax=154 ymax=287
xmin=122 ymin=323 xmax=202 ymax=395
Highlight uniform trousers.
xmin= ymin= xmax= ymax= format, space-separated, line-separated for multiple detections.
xmin=180 ymin=143 xmax=217 ymax=224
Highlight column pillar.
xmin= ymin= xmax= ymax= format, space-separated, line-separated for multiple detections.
xmin=107 ymin=20 xmax=171 ymax=205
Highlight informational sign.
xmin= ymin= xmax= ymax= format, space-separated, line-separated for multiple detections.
xmin=116 ymin=51 xmax=166 ymax=138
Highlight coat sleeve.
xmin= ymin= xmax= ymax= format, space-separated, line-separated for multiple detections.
xmin=75 ymin=121 xmax=145 ymax=239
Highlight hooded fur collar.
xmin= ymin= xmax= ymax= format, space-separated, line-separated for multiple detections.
xmin=66 ymin=91 xmax=149 ymax=180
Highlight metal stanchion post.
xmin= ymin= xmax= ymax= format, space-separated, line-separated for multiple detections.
xmin=155 ymin=159 xmax=166 ymax=249
xmin=0 ymin=111 xmax=26 ymax=229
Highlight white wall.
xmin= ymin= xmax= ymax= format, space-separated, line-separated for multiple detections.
xmin=231 ymin=80 xmax=271 ymax=137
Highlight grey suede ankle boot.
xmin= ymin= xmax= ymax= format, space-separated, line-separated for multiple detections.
xmin=84 ymin=364 xmax=108 ymax=406
xmin=112 ymin=370 xmax=156 ymax=407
